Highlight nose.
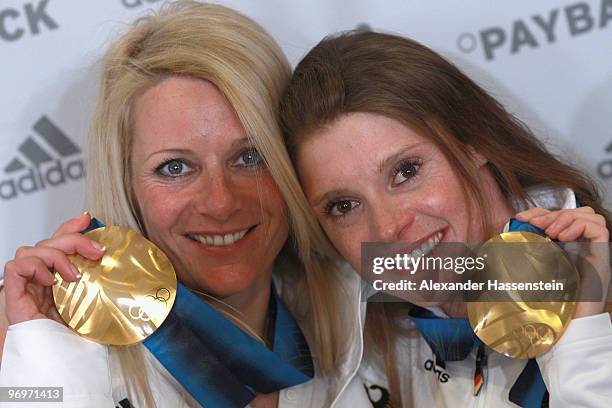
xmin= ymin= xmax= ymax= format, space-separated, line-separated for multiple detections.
xmin=193 ymin=170 xmax=240 ymax=222
xmin=369 ymin=203 xmax=415 ymax=242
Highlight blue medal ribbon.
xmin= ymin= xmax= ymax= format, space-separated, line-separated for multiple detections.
xmin=408 ymin=306 xmax=480 ymax=362
xmin=143 ymin=283 xmax=314 ymax=407
xmin=83 ymin=219 xmax=314 ymax=408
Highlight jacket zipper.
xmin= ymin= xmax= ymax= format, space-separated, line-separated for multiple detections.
xmin=474 ymin=344 xmax=488 ymax=408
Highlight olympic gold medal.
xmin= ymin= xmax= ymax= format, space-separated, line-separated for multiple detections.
xmin=466 ymin=231 xmax=578 ymax=359
xmin=53 ymin=226 xmax=177 ymax=346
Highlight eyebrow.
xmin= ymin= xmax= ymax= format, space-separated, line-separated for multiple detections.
xmin=310 ymin=143 xmax=423 ymax=207
xmin=311 ymin=188 xmax=355 ymax=208
xmin=377 ymin=144 xmax=422 ymax=174
xmin=143 ymin=137 xmax=251 ymax=162
xmin=145 ymin=148 xmax=193 ymax=162
xmin=230 ymin=137 xmax=251 ymax=150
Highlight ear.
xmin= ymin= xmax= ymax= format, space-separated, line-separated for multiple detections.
xmin=466 ymin=145 xmax=488 ymax=168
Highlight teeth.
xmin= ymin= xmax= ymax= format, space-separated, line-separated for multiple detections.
xmin=189 ymin=228 xmax=251 ymax=247
xmin=409 ymin=231 xmax=443 ymax=258
xmin=233 ymin=230 xmax=247 ymax=242
xmin=411 ymin=248 xmax=423 ymax=258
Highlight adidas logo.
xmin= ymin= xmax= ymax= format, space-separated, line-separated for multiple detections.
xmin=0 ymin=116 xmax=85 ymax=201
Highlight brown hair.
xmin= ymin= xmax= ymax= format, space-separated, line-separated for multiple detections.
xmin=280 ymin=30 xmax=611 ymax=405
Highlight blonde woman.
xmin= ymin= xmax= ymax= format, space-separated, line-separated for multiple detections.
xmin=0 ymin=2 xmax=369 ymax=407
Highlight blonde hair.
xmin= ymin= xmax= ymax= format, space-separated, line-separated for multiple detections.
xmin=87 ymin=1 xmax=344 ymax=405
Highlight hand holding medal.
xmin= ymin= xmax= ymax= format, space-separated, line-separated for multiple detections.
xmin=5 ymin=212 xmax=177 ymax=346
xmin=466 ymin=206 xmax=611 ymax=359
xmin=4 ymin=213 xmax=103 ymax=326
xmin=516 ymin=206 xmax=611 ymax=318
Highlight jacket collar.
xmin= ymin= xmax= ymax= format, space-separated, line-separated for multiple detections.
xmin=510 ymin=186 xmax=576 ymax=212
xmin=273 ymin=261 xmax=366 ymax=406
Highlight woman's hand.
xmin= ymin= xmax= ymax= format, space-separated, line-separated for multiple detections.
xmin=516 ymin=206 xmax=610 ymax=318
xmin=3 ymin=213 xmax=106 ymax=325
xmin=251 ymin=392 xmax=279 ymax=408
xmin=0 ymin=286 xmax=8 ymax=362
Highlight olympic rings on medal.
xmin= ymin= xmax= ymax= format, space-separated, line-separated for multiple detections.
xmin=129 ymin=304 xmax=152 ymax=322
xmin=129 ymin=288 xmax=172 ymax=322
xmin=522 ymin=324 xmax=554 ymax=345
xmin=147 ymin=287 xmax=171 ymax=303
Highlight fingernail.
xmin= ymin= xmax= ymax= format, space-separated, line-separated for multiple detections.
xmin=82 ymin=211 xmax=89 ymax=216
xmin=91 ymin=240 xmax=106 ymax=251
xmin=70 ymin=265 xmax=82 ymax=279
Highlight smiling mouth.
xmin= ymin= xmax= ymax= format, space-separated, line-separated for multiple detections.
xmin=187 ymin=225 xmax=257 ymax=247
xmin=406 ymin=231 xmax=444 ymax=258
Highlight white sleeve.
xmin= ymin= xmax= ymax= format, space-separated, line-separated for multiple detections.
xmin=537 ymin=313 xmax=612 ymax=407
xmin=0 ymin=319 xmax=114 ymax=408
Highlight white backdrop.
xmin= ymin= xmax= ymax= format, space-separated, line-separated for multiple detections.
xmin=1 ymin=0 xmax=611 ymax=272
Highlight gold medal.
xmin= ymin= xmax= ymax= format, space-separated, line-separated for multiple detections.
xmin=53 ymin=226 xmax=177 ymax=346
xmin=466 ymin=231 xmax=578 ymax=359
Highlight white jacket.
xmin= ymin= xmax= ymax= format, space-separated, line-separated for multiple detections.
xmin=356 ymin=312 xmax=612 ymax=407
xmin=333 ymin=186 xmax=612 ymax=407
xmin=0 ymin=266 xmax=371 ymax=408
xmin=3 ymin=186 xmax=611 ymax=407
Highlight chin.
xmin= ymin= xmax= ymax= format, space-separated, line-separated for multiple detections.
xmin=190 ymin=269 xmax=265 ymax=299
xmin=200 ymin=282 xmax=257 ymax=299
xmin=412 ymin=300 xmax=445 ymax=308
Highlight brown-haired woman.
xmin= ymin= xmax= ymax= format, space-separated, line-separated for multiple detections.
xmin=280 ymin=30 xmax=612 ymax=407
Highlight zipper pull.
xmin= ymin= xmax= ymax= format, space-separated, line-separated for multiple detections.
xmin=473 ymin=344 xmax=487 ymax=396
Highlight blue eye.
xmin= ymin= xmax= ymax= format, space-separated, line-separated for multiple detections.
xmin=325 ymin=199 xmax=360 ymax=217
xmin=392 ymin=159 xmax=421 ymax=186
xmin=157 ymin=159 xmax=192 ymax=177
xmin=235 ymin=147 xmax=263 ymax=167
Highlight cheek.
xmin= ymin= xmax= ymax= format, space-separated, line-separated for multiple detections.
xmin=420 ymin=176 xmax=476 ymax=239
xmin=321 ymin=224 xmax=362 ymax=270
xmin=133 ymin=183 xmax=184 ymax=237
xmin=421 ymin=189 xmax=457 ymax=216
xmin=418 ymin=170 xmax=468 ymax=218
